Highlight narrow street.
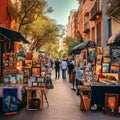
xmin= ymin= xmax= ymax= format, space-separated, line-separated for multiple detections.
xmin=0 ymin=71 xmax=119 ymax=120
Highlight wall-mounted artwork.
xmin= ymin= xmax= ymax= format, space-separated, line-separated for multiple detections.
xmin=25 ymin=60 xmax=32 ymax=68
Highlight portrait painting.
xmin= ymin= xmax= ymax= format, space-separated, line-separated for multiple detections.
xmin=31 ymin=67 xmax=41 ymax=77
xmin=105 ymin=93 xmax=119 ymax=115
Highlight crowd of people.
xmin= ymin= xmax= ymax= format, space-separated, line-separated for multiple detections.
xmin=49 ymin=58 xmax=83 ymax=95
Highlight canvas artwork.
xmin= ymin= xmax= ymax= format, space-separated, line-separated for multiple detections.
xmin=89 ymin=48 xmax=95 ymax=62
xmin=97 ymin=47 xmax=102 ymax=55
xmin=4 ymin=76 xmax=9 ymax=85
xmin=25 ymin=60 xmax=32 ymax=68
xmin=102 ymin=63 xmax=110 ymax=73
xmin=23 ymin=68 xmax=31 ymax=77
xmin=96 ymin=65 xmax=102 ymax=75
xmin=96 ymin=55 xmax=102 ymax=65
xmin=103 ymin=58 xmax=111 ymax=63
xmin=31 ymin=67 xmax=41 ymax=77
xmin=17 ymin=74 xmax=23 ymax=84
xmin=25 ymin=52 xmax=32 ymax=60
xmin=9 ymin=76 xmax=16 ymax=84
xmin=4 ymin=68 xmax=17 ymax=76
xmin=3 ymin=88 xmax=18 ymax=113
xmin=105 ymin=93 xmax=119 ymax=115
xmin=111 ymin=65 xmax=119 ymax=73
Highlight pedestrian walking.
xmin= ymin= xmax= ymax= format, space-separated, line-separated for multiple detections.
xmin=61 ymin=58 xmax=67 ymax=79
xmin=75 ymin=63 xmax=83 ymax=95
xmin=54 ymin=59 xmax=61 ymax=79
xmin=50 ymin=59 xmax=54 ymax=70
xmin=68 ymin=60 xmax=74 ymax=82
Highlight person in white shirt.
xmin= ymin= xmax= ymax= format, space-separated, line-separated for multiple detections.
xmin=61 ymin=59 xmax=67 ymax=79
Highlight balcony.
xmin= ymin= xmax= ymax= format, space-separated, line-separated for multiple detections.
xmin=84 ymin=21 xmax=90 ymax=33
xmin=106 ymin=0 xmax=120 ymax=23
xmin=90 ymin=0 xmax=102 ymax=21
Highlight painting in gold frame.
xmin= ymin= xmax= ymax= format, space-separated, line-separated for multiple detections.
xmin=31 ymin=67 xmax=41 ymax=77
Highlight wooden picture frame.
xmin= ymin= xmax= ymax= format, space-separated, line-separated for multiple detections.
xmin=31 ymin=67 xmax=41 ymax=77
xmin=105 ymin=93 xmax=119 ymax=116
xmin=25 ymin=52 xmax=32 ymax=60
xmin=96 ymin=55 xmax=102 ymax=65
xmin=23 ymin=68 xmax=31 ymax=77
xmin=110 ymin=65 xmax=119 ymax=73
xmin=102 ymin=63 xmax=110 ymax=73
xmin=103 ymin=57 xmax=111 ymax=63
xmin=16 ymin=74 xmax=23 ymax=84
xmin=96 ymin=64 xmax=102 ymax=75
xmin=25 ymin=60 xmax=32 ymax=68
xmin=4 ymin=76 xmax=9 ymax=85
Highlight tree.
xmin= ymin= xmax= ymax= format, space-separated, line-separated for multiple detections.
xmin=63 ymin=36 xmax=83 ymax=55
xmin=24 ymin=17 xmax=60 ymax=51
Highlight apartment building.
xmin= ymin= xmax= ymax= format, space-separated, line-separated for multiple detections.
xmin=67 ymin=10 xmax=78 ymax=40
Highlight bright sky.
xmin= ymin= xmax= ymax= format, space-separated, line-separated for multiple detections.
xmin=46 ymin=0 xmax=78 ymax=26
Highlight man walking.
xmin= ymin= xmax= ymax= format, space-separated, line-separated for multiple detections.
xmin=61 ymin=59 xmax=67 ymax=79
xmin=54 ymin=59 xmax=61 ymax=79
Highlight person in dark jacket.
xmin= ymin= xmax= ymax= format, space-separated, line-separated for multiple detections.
xmin=54 ymin=59 xmax=61 ymax=79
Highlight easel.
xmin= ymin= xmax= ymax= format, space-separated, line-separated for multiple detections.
xmin=79 ymin=85 xmax=91 ymax=110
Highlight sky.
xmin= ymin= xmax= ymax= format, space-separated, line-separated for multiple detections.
xmin=46 ymin=0 xmax=78 ymax=26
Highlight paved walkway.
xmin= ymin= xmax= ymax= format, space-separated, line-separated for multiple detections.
xmin=0 ymin=71 xmax=120 ymax=120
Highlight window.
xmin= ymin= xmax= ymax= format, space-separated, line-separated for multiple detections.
xmin=97 ymin=22 xmax=101 ymax=46
xmin=108 ymin=18 xmax=112 ymax=38
xmin=91 ymin=27 xmax=95 ymax=41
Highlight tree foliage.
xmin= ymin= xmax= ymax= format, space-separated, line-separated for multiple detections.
xmin=17 ymin=0 xmax=48 ymax=31
xmin=23 ymin=17 xmax=60 ymax=51
xmin=63 ymin=36 xmax=83 ymax=55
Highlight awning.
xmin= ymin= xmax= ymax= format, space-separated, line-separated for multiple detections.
xmin=107 ymin=34 xmax=120 ymax=46
xmin=73 ymin=40 xmax=95 ymax=50
xmin=0 ymin=27 xmax=30 ymax=44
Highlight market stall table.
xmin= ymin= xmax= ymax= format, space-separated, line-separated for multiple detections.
xmin=25 ymin=87 xmax=45 ymax=110
xmin=90 ymin=84 xmax=120 ymax=110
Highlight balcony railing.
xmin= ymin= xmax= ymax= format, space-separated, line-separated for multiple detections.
xmin=84 ymin=21 xmax=90 ymax=33
xmin=90 ymin=0 xmax=102 ymax=21
xmin=106 ymin=0 xmax=120 ymax=17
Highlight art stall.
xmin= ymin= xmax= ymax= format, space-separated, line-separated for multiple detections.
xmin=90 ymin=35 xmax=120 ymax=116
xmin=0 ymin=50 xmax=50 ymax=114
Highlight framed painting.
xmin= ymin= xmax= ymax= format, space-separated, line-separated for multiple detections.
xmin=4 ymin=76 xmax=9 ymax=85
xmin=102 ymin=63 xmax=110 ymax=73
xmin=31 ymin=67 xmax=41 ymax=77
xmin=88 ymin=48 xmax=95 ymax=62
xmin=110 ymin=65 xmax=119 ymax=73
xmin=25 ymin=60 xmax=32 ymax=68
xmin=103 ymin=57 xmax=111 ymax=63
xmin=97 ymin=47 xmax=102 ymax=55
xmin=16 ymin=61 xmax=23 ymax=70
xmin=105 ymin=93 xmax=119 ymax=116
xmin=9 ymin=75 xmax=16 ymax=84
xmin=3 ymin=88 xmax=18 ymax=114
xmin=96 ymin=55 xmax=102 ymax=65
xmin=23 ymin=68 xmax=31 ymax=77
xmin=96 ymin=64 xmax=102 ymax=75
xmin=25 ymin=52 xmax=32 ymax=60
xmin=16 ymin=74 xmax=23 ymax=84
